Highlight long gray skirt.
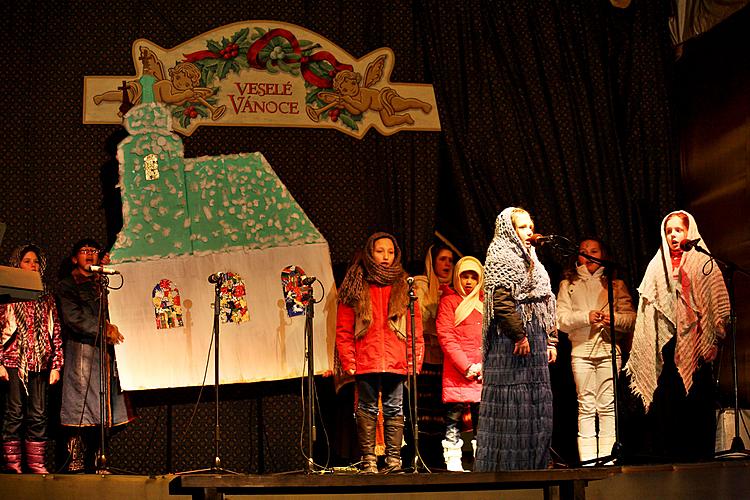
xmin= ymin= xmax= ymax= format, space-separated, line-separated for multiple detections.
xmin=475 ymin=317 xmax=553 ymax=471
xmin=60 ymin=340 xmax=133 ymax=427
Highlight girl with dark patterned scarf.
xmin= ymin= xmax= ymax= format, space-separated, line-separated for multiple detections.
xmin=336 ymin=232 xmax=424 ymax=473
xmin=1 ymin=244 xmax=63 ymax=474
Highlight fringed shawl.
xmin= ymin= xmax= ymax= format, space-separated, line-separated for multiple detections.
xmin=482 ymin=208 xmax=556 ymax=350
xmin=625 ymin=211 xmax=730 ymax=410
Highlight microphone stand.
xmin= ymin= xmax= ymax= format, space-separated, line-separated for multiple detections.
xmin=178 ymin=275 xmax=238 ymax=475
xmin=90 ymin=272 xmax=132 ymax=475
xmin=302 ymin=280 xmax=321 ymax=473
xmin=542 ymin=236 xmax=623 ymax=465
xmin=95 ymin=274 xmax=111 ymax=474
xmin=405 ymin=277 xmax=427 ymax=473
xmin=689 ymin=245 xmax=750 ymax=459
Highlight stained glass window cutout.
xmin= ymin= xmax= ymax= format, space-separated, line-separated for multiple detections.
xmin=152 ymin=279 xmax=184 ymax=329
xmin=219 ymin=272 xmax=250 ymax=324
xmin=281 ymin=265 xmax=310 ymax=318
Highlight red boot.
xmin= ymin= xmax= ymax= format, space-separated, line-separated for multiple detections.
xmin=3 ymin=440 xmax=23 ymax=473
xmin=24 ymin=440 xmax=49 ymax=474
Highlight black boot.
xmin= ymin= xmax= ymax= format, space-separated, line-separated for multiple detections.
xmin=356 ymin=409 xmax=378 ymax=473
xmin=66 ymin=435 xmax=85 ymax=473
xmin=382 ymin=415 xmax=404 ymax=473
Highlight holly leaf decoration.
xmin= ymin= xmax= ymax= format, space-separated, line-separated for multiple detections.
xmin=206 ymin=40 xmax=222 ymax=53
xmin=340 ymin=113 xmax=358 ymax=131
xmin=233 ymin=28 xmax=249 ymax=44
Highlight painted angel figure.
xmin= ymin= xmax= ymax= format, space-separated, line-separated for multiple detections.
xmin=309 ymin=55 xmax=432 ymax=127
xmin=93 ymin=47 xmax=225 ymax=119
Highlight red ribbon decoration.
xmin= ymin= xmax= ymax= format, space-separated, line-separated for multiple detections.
xmin=246 ymin=28 xmax=352 ymax=88
xmin=300 ymin=52 xmax=353 ymax=88
xmin=182 ymin=50 xmax=220 ymax=63
xmin=183 ymin=28 xmax=353 ymax=88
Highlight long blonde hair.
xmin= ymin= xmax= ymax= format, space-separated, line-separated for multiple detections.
xmin=510 ymin=207 xmax=534 ymax=274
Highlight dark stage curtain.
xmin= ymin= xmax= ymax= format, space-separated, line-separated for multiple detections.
xmin=0 ymin=0 xmax=683 ymax=473
xmin=419 ymin=0 xmax=679 ymax=286
xmin=418 ymin=0 xmax=680 ymax=466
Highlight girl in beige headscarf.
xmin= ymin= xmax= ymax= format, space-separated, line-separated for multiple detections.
xmin=625 ymin=210 xmax=730 ymax=461
xmin=436 ymin=256 xmax=484 ymax=471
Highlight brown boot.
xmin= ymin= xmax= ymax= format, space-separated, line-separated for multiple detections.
xmin=25 ymin=440 xmax=49 ymax=474
xmin=3 ymin=440 xmax=22 ymax=473
xmin=382 ymin=415 xmax=404 ymax=473
xmin=356 ymin=409 xmax=378 ymax=473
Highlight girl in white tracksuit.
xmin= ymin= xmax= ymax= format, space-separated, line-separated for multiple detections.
xmin=556 ymin=238 xmax=635 ymax=465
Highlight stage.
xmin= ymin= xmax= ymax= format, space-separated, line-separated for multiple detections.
xmin=1 ymin=460 xmax=748 ymax=499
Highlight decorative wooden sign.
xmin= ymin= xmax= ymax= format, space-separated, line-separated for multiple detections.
xmin=83 ymin=21 xmax=441 ymax=138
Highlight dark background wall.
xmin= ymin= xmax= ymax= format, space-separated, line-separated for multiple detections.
xmin=0 ymin=0 xmax=746 ymax=473
xmin=674 ymin=5 xmax=750 ymax=427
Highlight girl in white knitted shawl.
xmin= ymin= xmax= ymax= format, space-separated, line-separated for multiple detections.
xmin=625 ymin=210 xmax=729 ymax=461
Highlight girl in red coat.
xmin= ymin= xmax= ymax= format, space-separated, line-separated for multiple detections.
xmin=336 ymin=232 xmax=424 ymax=473
xmin=436 ymin=256 xmax=484 ymax=471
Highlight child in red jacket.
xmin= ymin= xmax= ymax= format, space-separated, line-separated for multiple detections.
xmin=436 ymin=256 xmax=484 ymax=471
xmin=336 ymin=232 xmax=424 ymax=473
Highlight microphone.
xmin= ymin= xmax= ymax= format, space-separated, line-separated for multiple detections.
xmin=86 ymin=265 xmax=120 ymax=275
xmin=679 ymin=238 xmax=702 ymax=251
xmin=301 ymin=275 xmax=316 ymax=286
xmin=529 ymin=234 xmax=555 ymax=247
xmin=208 ymin=272 xmax=225 ymax=284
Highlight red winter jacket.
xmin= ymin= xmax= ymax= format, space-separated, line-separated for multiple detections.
xmin=436 ymin=293 xmax=483 ymax=403
xmin=336 ymin=284 xmax=424 ymax=376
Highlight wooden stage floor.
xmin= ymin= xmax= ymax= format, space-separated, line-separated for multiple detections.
xmin=0 ymin=459 xmax=748 ymax=499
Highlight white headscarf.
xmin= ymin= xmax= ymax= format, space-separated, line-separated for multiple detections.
xmin=453 ymin=256 xmax=484 ymax=326
xmin=625 ymin=210 xmax=730 ymax=410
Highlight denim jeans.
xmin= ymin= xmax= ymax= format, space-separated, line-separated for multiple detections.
xmin=445 ymin=401 xmax=479 ymax=443
xmin=356 ymin=373 xmax=405 ymax=418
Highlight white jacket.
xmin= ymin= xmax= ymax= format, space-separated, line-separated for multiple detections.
xmin=556 ymin=266 xmax=636 ymax=358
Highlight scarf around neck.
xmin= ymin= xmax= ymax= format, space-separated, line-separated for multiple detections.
xmin=338 ymin=232 xmax=409 ymax=337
